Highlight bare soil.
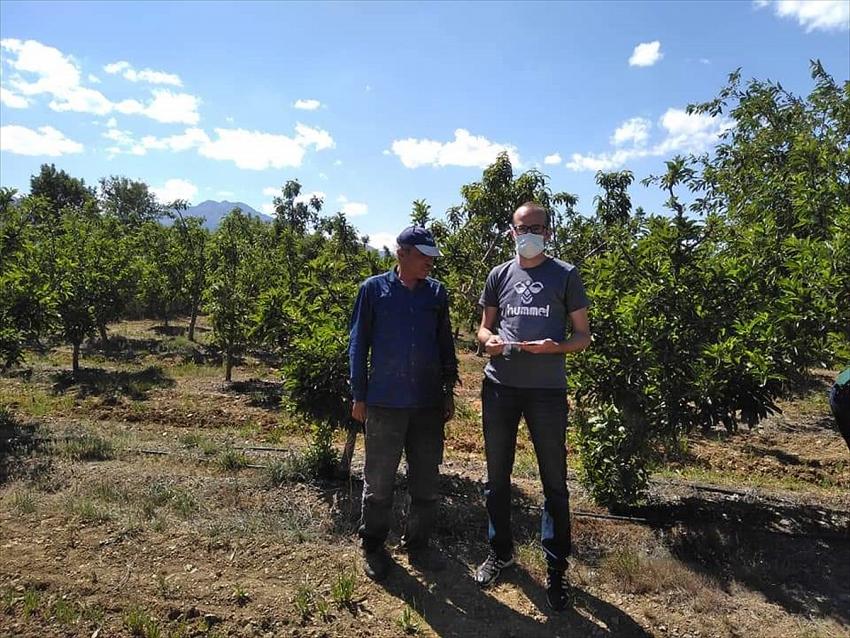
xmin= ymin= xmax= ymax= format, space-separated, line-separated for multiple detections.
xmin=1 ymin=319 xmax=848 ymax=638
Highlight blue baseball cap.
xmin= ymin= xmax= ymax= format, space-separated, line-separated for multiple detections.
xmin=396 ymin=225 xmax=442 ymax=257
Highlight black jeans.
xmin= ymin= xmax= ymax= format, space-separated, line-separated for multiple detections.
xmin=481 ymin=378 xmax=571 ymax=570
xmin=359 ymin=406 xmax=444 ymax=552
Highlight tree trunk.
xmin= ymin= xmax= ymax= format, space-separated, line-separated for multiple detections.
xmin=98 ymin=323 xmax=109 ymax=347
xmin=72 ymin=341 xmax=80 ymax=375
xmin=225 ymin=353 xmax=233 ymax=382
xmin=188 ymin=306 xmax=198 ymax=342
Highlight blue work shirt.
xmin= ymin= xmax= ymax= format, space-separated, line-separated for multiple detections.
xmin=349 ymin=268 xmax=458 ymax=408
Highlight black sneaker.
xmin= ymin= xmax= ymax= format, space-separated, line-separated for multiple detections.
xmin=546 ymin=568 xmax=571 ymax=611
xmin=474 ymin=550 xmax=515 ymax=587
xmin=362 ymin=547 xmax=391 ymax=581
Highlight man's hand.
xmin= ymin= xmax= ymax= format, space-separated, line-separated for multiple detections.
xmin=351 ymin=400 xmax=367 ymax=424
xmin=520 ymin=339 xmax=562 ymax=354
xmin=484 ymin=334 xmax=505 ymax=356
xmin=443 ymin=394 xmax=455 ymax=423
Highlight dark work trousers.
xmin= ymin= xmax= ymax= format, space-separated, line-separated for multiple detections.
xmin=482 ymin=378 xmax=571 ymax=571
xmin=359 ymin=406 xmax=444 ymax=553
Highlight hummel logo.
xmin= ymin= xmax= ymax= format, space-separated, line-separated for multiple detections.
xmin=513 ymin=280 xmax=544 ymax=305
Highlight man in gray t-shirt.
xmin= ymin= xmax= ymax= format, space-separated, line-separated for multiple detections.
xmin=480 ymin=256 xmax=589 ymax=389
xmin=474 ymin=202 xmax=591 ymax=612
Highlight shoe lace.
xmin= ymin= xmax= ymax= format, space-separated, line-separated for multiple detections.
xmin=547 ymin=570 xmax=568 ymax=591
xmin=483 ymin=551 xmax=506 ymax=573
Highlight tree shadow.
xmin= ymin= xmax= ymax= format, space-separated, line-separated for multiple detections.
xmin=150 ymin=325 xmax=188 ymax=337
xmin=623 ymin=494 xmax=850 ymax=625
xmin=223 ymin=378 xmax=283 ymax=408
xmin=82 ymin=334 xmax=223 ymax=366
xmin=742 ymin=444 xmax=818 ymax=466
xmin=0 ymin=410 xmax=51 ymax=486
xmin=50 ymin=366 xmax=175 ymax=400
xmin=668 ymin=522 xmax=850 ymax=626
xmin=81 ymin=335 xmax=162 ymax=363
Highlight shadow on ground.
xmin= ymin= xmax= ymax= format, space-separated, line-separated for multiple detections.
xmin=670 ymin=521 xmax=850 ymax=627
xmin=319 ymin=470 xmax=650 ymax=637
xmin=617 ymin=491 xmax=850 ymax=626
xmin=0 ymin=410 xmax=51 ymax=485
xmin=316 ymin=462 xmax=850 ymax=635
xmin=51 ymin=365 xmax=175 ymax=400
xmin=224 ymin=378 xmax=283 ymax=408
xmin=81 ymin=334 xmax=223 ymax=366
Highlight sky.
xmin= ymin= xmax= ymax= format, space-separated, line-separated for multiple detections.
xmin=1 ymin=0 xmax=848 ymax=249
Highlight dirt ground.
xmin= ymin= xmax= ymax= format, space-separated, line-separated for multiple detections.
xmin=1 ymin=319 xmax=848 ymax=638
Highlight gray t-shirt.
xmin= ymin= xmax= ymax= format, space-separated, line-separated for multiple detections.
xmin=479 ymin=257 xmax=589 ymax=389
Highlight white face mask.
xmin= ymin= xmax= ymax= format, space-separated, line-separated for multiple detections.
xmin=515 ymin=233 xmax=545 ymax=259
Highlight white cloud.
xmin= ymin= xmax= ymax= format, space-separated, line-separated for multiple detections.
xmin=196 ymin=128 xmax=295 ymax=170
xmin=140 ymin=127 xmax=209 ymax=151
xmin=566 ymin=108 xmax=731 ymax=172
xmin=134 ymin=89 xmax=199 ymax=124
xmin=368 ymin=232 xmax=396 ymax=250
xmin=106 ymin=117 xmax=117 ymax=128
xmin=103 ymin=61 xmax=131 ymax=74
xmin=629 ymin=41 xmax=663 ymax=67
xmin=103 ymin=128 xmax=146 ymax=157
xmin=565 ymin=150 xmax=636 ymax=172
xmin=88 ymin=74 xmax=101 ymax=83
xmin=99 ymin=122 xmax=333 ymax=170
xmin=1 ymin=39 xmax=198 ymax=123
xmin=0 ymin=87 xmax=29 ymax=108
xmin=293 ymin=98 xmax=321 ymax=110
xmin=2 ymin=38 xmax=81 ymax=94
xmin=318 ymin=172 xmax=329 ymax=180
xmin=199 ymin=125 xmax=334 ymax=170
xmin=337 ymin=195 xmax=368 ymax=217
xmin=49 ymin=86 xmax=114 ymax=115
xmin=151 ymin=178 xmax=198 ymax=204
xmin=333 ymin=159 xmax=342 ymax=166
xmin=0 ymin=124 xmax=84 ymax=156
xmin=262 ymin=186 xmax=279 ymax=197
xmin=611 ymin=117 xmax=651 ymax=146
xmin=390 ymin=128 xmax=520 ymax=169
xmin=217 ymin=190 xmax=235 ymax=198
xmin=105 ymin=126 xmax=209 ymax=157
xmin=756 ymin=0 xmax=850 ymax=32
xmin=543 ymin=153 xmax=562 ymax=165
xmin=260 ymin=203 xmax=275 ymax=216
xmin=104 ymin=60 xmax=183 ymax=86
xmin=294 ymin=123 xmax=334 ymax=150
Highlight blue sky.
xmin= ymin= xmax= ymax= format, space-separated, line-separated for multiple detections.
xmin=1 ymin=0 xmax=848 ymax=248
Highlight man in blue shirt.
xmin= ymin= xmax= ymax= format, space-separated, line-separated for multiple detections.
xmin=349 ymin=225 xmax=458 ymax=581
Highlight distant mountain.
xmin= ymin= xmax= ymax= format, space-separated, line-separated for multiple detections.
xmin=179 ymin=200 xmax=271 ymax=229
